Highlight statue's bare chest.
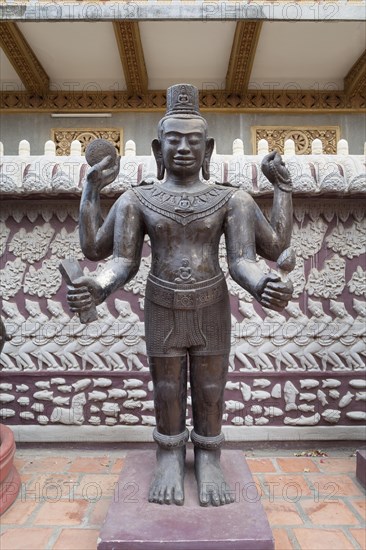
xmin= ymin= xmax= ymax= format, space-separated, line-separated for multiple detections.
xmin=132 ymin=184 xmax=235 ymax=228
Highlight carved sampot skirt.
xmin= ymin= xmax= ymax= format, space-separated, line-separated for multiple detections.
xmin=0 ymin=424 xmax=21 ymax=515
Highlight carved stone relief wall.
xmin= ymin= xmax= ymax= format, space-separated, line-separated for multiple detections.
xmin=0 ymin=144 xmax=365 ymax=435
xmin=1 ymin=196 xmax=365 ymax=430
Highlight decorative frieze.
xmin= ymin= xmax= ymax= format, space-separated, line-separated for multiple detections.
xmin=252 ymin=126 xmax=340 ymax=155
xmin=51 ymin=128 xmax=123 ymax=156
xmin=1 ymin=89 xmax=365 ymax=113
xmin=1 ymin=373 xmax=365 ymax=430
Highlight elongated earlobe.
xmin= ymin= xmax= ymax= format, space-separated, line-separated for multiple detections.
xmin=152 ymin=139 xmax=165 ymax=180
xmin=202 ymin=138 xmax=214 ymax=180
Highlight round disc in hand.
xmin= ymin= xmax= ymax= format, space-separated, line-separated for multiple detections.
xmin=85 ymin=139 xmax=117 ymax=167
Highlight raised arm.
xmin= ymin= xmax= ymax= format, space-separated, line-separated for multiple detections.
xmin=79 ymin=155 xmax=121 ymax=261
xmin=225 ymin=190 xmax=292 ymax=311
xmin=67 ymin=192 xmax=145 ymax=314
xmin=255 ymin=151 xmax=293 ymax=261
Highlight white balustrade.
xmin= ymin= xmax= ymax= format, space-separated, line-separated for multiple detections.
xmin=125 ymin=140 xmax=136 ymax=157
xmin=337 ymin=139 xmax=349 ymax=156
xmin=257 ymin=139 xmax=269 ymax=156
xmin=284 ymin=139 xmax=296 ymax=156
xmin=232 ymin=139 xmax=244 ymax=156
xmin=19 ymin=140 xmax=30 ymax=157
xmin=70 ymin=140 xmax=82 ymax=156
xmin=44 ymin=140 xmax=56 ymax=156
xmin=311 ymin=138 xmax=323 ymax=155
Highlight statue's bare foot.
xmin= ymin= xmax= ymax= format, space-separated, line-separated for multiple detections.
xmin=148 ymin=447 xmax=185 ymax=505
xmin=194 ymin=448 xmax=234 ymax=507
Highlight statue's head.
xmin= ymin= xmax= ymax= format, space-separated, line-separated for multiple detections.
xmin=152 ymin=84 xmax=214 ymax=181
xmin=2 ymin=301 xmax=16 ymax=317
xmin=47 ymin=299 xmax=62 ymax=316
xmin=25 ymin=299 xmax=41 ymax=316
xmin=353 ymin=298 xmax=366 ymax=316
xmin=329 ymin=300 xmax=346 ymax=317
xmin=115 ymin=298 xmax=131 ymax=316
xmin=285 ymin=303 xmax=301 ymax=317
xmin=308 ymin=299 xmax=323 ymax=317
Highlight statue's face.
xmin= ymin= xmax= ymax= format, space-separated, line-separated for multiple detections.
xmin=330 ymin=303 xmax=344 ymax=317
xmin=309 ymin=304 xmax=322 ymax=317
xmin=48 ymin=302 xmax=59 ymax=316
xmin=160 ymin=118 xmax=207 ymax=177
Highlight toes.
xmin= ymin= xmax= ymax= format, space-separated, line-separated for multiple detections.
xmin=148 ymin=482 xmax=161 ymax=504
xmin=173 ymin=487 xmax=184 ymax=506
xmin=148 ymin=483 xmax=157 ymax=503
xmin=225 ymin=491 xmax=235 ymax=504
xmin=211 ymin=493 xmax=220 ymax=507
xmin=158 ymin=488 xmax=165 ymax=505
xmin=164 ymin=487 xmax=173 ymax=505
xmin=199 ymin=487 xmax=209 ymax=507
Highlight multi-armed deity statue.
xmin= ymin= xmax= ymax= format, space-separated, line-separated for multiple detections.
xmin=67 ymin=84 xmax=293 ymax=507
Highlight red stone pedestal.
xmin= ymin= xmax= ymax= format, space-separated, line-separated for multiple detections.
xmin=0 ymin=424 xmax=21 ymax=515
xmin=98 ymin=450 xmax=274 ymax=550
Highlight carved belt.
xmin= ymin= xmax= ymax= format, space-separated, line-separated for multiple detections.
xmin=146 ymin=272 xmax=226 ymax=351
xmin=146 ymin=272 xmax=225 ymax=310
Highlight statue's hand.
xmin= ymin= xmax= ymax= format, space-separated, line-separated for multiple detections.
xmin=256 ymin=272 xmax=293 ymax=311
xmin=261 ymin=151 xmax=292 ymax=192
xmin=67 ymin=276 xmax=105 ymax=313
xmin=86 ymin=155 xmax=121 ymax=192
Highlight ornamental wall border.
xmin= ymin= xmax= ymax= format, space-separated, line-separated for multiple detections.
xmin=0 ymin=89 xmax=365 ymax=113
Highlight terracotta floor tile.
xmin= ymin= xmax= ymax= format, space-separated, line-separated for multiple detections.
xmin=277 ymin=457 xmax=319 ymax=473
xmin=301 ymin=500 xmax=359 ymax=525
xmin=1 ymin=500 xmax=39 ymax=525
xmin=77 ymin=474 xmax=119 ymax=499
xmin=247 ymin=458 xmax=276 ymax=473
xmin=251 ymin=474 xmax=264 ymax=498
xmin=88 ymin=498 xmax=110 ymax=527
xmin=53 ymin=528 xmax=99 ymax=550
xmin=273 ymin=528 xmax=293 ymax=550
xmin=349 ymin=528 xmax=366 ymax=549
xmin=315 ymin=458 xmax=356 ymax=474
xmin=69 ymin=456 xmax=111 ymax=474
xmin=0 ymin=528 xmax=53 ymax=550
xmin=34 ymin=499 xmax=89 ymax=525
xmin=13 ymin=457 xmax=27 ymax=471
xmin=23 ymin=473 xmax=80 ymax=500
xmin=350 ymin=499 xmax=366 ymax=520
xmin=21 ymin=456 xmax=71 ymax=473
xmin=111 ymin=458 xmax=124 ymax=474
xmin=263 ymin=474 xmax=312 ymax=499
xmin=294 ymin=528 xmax=355 ymax=550
xmin=263 ymin=501 xmax=303 ymax=525
xmin=308 ymin=474 xmax=363 ymax=497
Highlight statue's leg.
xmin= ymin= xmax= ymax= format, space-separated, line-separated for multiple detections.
xmin=148 ymin=355 xmax=188 ymax=506
xmin=190 ymin=354 xmax=234 ymax=507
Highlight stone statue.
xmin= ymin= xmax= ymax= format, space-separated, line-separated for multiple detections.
xmin=66 ymin=84 xmax=293 ymax=507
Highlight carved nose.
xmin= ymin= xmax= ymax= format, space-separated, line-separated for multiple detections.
xmin=177 ymin=138 xmax=190 ymax=153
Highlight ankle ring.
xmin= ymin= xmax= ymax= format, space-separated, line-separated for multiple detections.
xmin=191 ymin=430 xmax=225 ymax=450
xmin=153 ymin=428 xmax=189 ymax=449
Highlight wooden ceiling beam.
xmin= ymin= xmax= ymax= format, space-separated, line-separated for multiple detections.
xmin=226 ymin=21 xmax=262 ymax=93
xmin=344 ymin=49 xmax=366 ymax=96
xmin=113 ymin=21 xmax=148 ymax=94
xmin=0 ymin=22 xmax=49 ymax=93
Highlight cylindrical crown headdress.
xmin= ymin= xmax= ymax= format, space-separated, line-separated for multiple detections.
xmin=165 ymin=84 xmax=201 ymax=117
